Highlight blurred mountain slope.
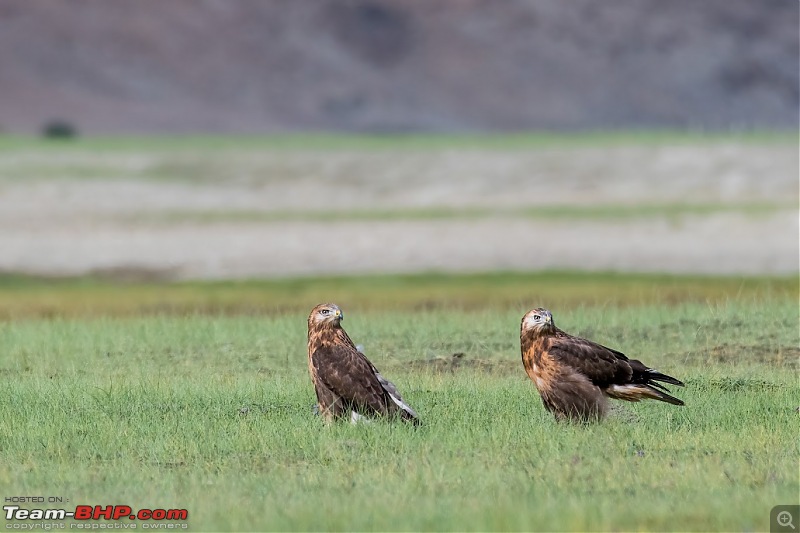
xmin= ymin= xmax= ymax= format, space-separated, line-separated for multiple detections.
xmin=0 ymin=0 xmax=796 ymax=134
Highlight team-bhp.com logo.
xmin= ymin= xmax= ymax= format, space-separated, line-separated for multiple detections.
xmin=4 ymin=505 xmax=188 ymax=529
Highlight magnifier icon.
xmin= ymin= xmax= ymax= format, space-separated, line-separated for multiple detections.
xmin=778 ymin=511 xmax=796 ymax=530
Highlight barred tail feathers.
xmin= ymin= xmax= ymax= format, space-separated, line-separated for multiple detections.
xmin=607 ymin=383 xmax=684 ymax=406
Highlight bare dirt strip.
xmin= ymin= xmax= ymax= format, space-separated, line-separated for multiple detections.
xmin=0 ymin=142 xmax=796 ymax=279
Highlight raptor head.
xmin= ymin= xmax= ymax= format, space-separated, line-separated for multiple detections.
xmin=308 ymin=303 xmax=344 ymax=328
xmin=521 ymin=307 xmax=555 ymax=334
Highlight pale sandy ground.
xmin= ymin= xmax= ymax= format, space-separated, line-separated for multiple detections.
xmin=0 ymin=142 xmax=797 ymax=279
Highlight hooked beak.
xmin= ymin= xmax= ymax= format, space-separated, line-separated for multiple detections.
xmin=334 ymin=309 xmax=343 ymax=321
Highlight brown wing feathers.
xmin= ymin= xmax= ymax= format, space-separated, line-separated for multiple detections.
xmin=311 ymin=343 xmax=391 ymax=417
xmin=547 ymin=336 xmax=633 ymax=388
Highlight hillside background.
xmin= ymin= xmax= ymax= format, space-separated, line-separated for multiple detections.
xmin=0 ymin=0 xmax=797 ymax=135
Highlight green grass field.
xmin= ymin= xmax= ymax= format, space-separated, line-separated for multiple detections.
xmin=0 ymin=130 xmax=794 ymax=153
xmin=0 ymin=131 xmax=797 ymax=530
xmin=1 ymin=273 xmax=797 ymax=531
